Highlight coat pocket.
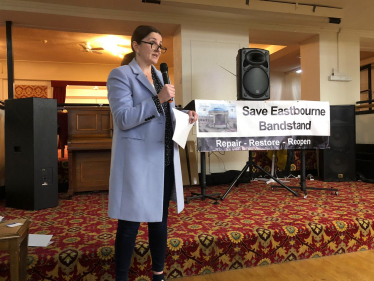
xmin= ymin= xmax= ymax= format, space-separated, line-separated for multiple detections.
xmin=120 ymin=130 xmax=144 ymax=141
xmin=121 ymin=136 xmax=144 ymax=141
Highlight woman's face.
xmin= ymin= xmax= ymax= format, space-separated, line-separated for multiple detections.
xmin=133 ymin=32 xmax=163 ymax=66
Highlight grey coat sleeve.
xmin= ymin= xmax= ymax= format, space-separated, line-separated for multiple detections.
xmin=107 ymin=68 xmax=161 ymax=131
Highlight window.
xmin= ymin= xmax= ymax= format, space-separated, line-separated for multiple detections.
xmin=358 ymin=64 xmax=374 ymax=113
xmin=65 ymin=85 xmax=108 ymax=104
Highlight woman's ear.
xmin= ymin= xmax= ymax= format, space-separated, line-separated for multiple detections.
xmin=132 ymin=41 xmax=139 ymax=54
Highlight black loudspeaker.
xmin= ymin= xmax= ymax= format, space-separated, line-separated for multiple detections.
xmin=5 ymin=98 xmax=58 ymax=210
xmin=319 ymin=105 xmax=356 ymax=181
xmin=356 ymin=144 xmax=374 ymax=181
xmin=237 ymin=48 xmax=270 ymax=100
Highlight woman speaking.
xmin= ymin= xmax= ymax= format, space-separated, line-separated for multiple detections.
xmin=107 ymin=25 xmax=198 ymax=281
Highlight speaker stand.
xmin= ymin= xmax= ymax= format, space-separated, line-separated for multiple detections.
xmin=271 ymin=150 xmax=339 ymax=198
xmin=185 ymin=152 xmax=221 ymax=204
xmin=221 ymin=151 xmax=298 ymax=200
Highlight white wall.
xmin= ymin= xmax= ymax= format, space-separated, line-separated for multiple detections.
xmin=180 ymin=22 xmax=250 ymax=173
xmin=269 ymin=71 xmax=285 ymax=100
xmin=181 ymin=24 xmax=246 ymax=105
xmin=300 ymin=32 xmax=360 ymax=105
xmin=319 ymin=32 xmax=360 ymax=105
xmin=173 ymin=26 xmax=183 ymax=107
xmin=270 ymin=71 xmax=301 ymax=101
xmin=300 ymin=35 xmax=320 ymax=101
xmin=283 ymin=72 xmax=301 ymax=100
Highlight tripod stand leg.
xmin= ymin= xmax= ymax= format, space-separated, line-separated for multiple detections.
xmin=272 ymin=149 xmax=338 ymax=197
xmin=252 ymin=163 xmax=298 ymax=196
xmin=185 ymin=152 xmax=221 ymax=204
xmin=221 ymin=162 xmax=251 ymax=200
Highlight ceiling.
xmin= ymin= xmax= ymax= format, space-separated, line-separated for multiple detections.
xmin=0 ymin=27 xmax=175 ymax=67
xmin=361 ymin=51 xmax=374 ymax=61
xmin=6 ymin=0 xmax=373 ymax=31
xmin=1 ymin=0 xmax=374 ymax=72
xmin=0 ymin=26 xmax=307 ymax=72
xmin=31 ymin=0 xmax=374 ymax=33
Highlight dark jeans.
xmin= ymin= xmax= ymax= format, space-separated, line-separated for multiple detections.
xmin=115 ymin=164 xmax=174 ymax=281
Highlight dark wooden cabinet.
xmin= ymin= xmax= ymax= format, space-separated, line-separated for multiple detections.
xmin=66 ymin=106 xmax=112 ymax=197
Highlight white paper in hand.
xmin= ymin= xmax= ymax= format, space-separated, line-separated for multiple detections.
xmin=172 ymin=108 xmax=194 ymax=148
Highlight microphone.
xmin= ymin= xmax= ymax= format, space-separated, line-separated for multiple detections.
xmin=160 ymin=63 xmax=172 ymax=102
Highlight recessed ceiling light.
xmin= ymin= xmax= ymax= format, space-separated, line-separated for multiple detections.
xmin=296 ymin=69 xmax=302 ymax=73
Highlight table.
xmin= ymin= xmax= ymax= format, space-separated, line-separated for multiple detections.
xmin=0 ymin=219 xmax=31 ymax=281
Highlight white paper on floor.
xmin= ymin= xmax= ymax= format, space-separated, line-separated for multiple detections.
xmin=28 ymin=234 xmax=53 ymax=247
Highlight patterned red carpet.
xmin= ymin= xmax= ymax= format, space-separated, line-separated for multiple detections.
xmin=0 ymin=179 xmax=373 ymax=280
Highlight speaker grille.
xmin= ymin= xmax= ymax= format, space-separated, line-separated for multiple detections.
xmin=329 ymin=151 xmax=350 ymax=174
xmin=245 ymin=51 xmax=266 ymax=65
xmin=243 ymin=67 xmax=269 ymax=97
xmin=330 ymin=127 xmax=350 ymax=149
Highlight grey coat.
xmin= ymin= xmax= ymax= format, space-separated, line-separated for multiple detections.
xmin=107 ymin=58 xmax=184 ymax=222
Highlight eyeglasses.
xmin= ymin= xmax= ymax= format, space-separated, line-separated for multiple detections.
xmin=141 ymin=41 xmax=167 ymax=54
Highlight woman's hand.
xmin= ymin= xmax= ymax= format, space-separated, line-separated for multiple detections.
xmin=188 ymin=110 xmax=198 ymax=124
xmin=157 ymin=84 xmax=175 ymax=104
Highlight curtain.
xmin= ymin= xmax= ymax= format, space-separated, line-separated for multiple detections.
xmin=53 ymin=86 xmax=66 ymax=104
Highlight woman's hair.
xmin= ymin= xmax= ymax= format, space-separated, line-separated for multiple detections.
xmin=121 ymin=25 xmax=162 ymax=66
xmin=121 ymin=53 xmax=135 ymax=66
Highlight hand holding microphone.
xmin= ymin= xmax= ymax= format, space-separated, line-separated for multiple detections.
xmin=159 ymin=63 xmax=174 ymax=103
xmin=157 ymin=84 xmax=175 ymax=104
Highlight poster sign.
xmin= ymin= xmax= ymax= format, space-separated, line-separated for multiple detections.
xmin=195 ymin=100 xmax=330 ymax=152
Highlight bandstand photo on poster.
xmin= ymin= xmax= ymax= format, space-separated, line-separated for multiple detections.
xmin=197 ymin=102 xmax=237 ymax=133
